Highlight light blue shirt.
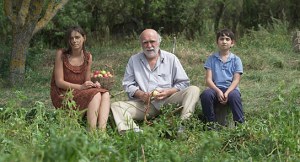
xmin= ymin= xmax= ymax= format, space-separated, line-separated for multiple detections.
xmin=123 ymin=50 xmax=190 ymax=110
xmin=204 ymin=52 xmax=243 ymax=91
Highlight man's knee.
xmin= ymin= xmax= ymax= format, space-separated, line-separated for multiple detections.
xmin=187 ymin=86 xmax=201 ymax=95
xmin=111 ymin=102 xmax=118 ymax=108
xmin=111 ymin=102 xmax=123 ymax=111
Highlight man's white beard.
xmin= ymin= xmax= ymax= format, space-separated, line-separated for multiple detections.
xmin=144 ymin=47 xmax=159 ymax=58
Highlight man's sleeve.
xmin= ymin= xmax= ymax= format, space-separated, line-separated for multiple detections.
xmin=172 ymin=57 xmax=190 ymax=91
xmin=122 ymin=57 xmax=139 ymax=98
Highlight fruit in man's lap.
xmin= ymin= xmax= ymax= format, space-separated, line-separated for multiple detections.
xmin=152 ymin=90 xmax=159 ymax=97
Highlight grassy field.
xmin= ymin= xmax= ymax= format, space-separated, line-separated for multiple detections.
xmin=1 ymin=22 xmax=300 ymax=161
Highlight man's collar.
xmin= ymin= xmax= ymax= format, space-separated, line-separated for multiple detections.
xmin=158 ymin=49 xmax=165 ymax=63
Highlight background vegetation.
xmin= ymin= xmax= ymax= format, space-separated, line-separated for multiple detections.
xmin=1 ymin=0 xmax=300 ymax=161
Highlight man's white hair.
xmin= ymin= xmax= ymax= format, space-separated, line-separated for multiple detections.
xmin=139 ymin=31 xmax=162 ymax=46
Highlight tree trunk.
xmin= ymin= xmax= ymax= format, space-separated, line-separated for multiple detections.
xmin=142 ymin=0 xmax=151 ymax=28
xmin=9 ymin=24 xmax=33 ymax=84
xmin=214 ymin=1 xmax=225 ymax=32
xmin=5 ymin=0 xmax=69 ymax=85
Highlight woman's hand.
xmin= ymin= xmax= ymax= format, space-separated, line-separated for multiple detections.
xmin=93 ymin=81 xmax=101 ymax=88
xmin=81 ymin=81 xmax=95 ymax=89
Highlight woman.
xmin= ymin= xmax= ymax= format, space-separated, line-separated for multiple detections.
xmin=50 ymin=26 xmax=110 ymax=134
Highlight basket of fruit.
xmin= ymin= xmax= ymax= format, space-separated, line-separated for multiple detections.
xmin=91 ymin=64 xmax=115 ymax=91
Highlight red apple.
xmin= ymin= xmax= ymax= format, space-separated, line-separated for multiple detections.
xmin=94 ymin=70 xmax=100 ymax=75
xmin=102 ymin=74 xmax=108 ymax=77
xmin=93 ymin=74 xmax=98 ymax=78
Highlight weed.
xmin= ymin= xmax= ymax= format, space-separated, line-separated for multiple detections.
xmin=1 ymin=20 xmax=300 ymax=161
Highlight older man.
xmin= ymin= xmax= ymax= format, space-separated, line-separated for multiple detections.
xmin=111 ymin=29 xmax=200 ymax=135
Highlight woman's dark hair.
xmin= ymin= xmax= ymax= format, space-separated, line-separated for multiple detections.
xmin=216 ymin=29 xmax=235 ymax=41
xmin=63 ymin=26 xmax=87 ymax=64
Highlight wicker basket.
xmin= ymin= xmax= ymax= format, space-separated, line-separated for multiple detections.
xmin=91 ymin=64 xmax=115 ymax=91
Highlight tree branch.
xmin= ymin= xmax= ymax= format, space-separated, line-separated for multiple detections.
xmin=33 ymin=0 xmax=69 ymax=35
xmin=24 ymin=0 xmax=44 ymax=37
xmin=18 ymin=0 xmax=31 ymax=26
xmin=4 ymin=0 xmax=17 ymax=25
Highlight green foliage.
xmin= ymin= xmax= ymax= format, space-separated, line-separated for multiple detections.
xmin=1 ymin=16 xmax=300 ymax=161
xmin=0 ymin=1 xmax=12 ymax=42
xmin=26 ymin=40 xmax=47 ymax=71
xmin=2 ymin=0 xmax=300 ymax=50
xmin=0 ymin=41 xmax=11 ymax=81
xmin=33 ymin=0 xmax=93 ymax=48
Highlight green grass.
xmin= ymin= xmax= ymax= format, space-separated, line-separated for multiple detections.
xmin=1 ymin=23 xmax=300 ymax=161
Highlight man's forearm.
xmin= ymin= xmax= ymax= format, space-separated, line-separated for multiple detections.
xmin=166 ymin=87 xmax=179 ymax=97
xmin=134 ymin=89 xmax=144 ymax=99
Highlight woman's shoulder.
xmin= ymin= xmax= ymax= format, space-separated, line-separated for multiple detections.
xmin=56 ymin=49 xmax=66 ymax=56
xmin=86 ymin=51 xmax=91 ymax=57
xmin=85 ymin=51 xmax=92 ymax=64
xmin=55 ymin=49 xmax=65 ymax=57
xmin=57 ymin=49 xmax=66 ymax=53
xmin=86 ymin=51 xmax=92 ymax=59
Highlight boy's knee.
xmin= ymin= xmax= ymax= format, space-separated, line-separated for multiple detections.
xmin=228 ymin=91 xmax=241 ymax=100
xmin=200 ymin=89 xmax=214 ymax=99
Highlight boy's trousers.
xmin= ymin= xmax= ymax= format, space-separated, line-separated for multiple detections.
xmin=200 ymin=88 xmax=245 ymax=124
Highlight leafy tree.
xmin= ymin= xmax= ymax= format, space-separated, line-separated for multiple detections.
xmin=37 ymin=0 xmax=92 ymax=47
xmin=4 ymin=0 xmax=69 ymax=84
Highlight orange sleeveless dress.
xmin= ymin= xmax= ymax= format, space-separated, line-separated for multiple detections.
xmin=50 ymin=49 xmax=108 ymax=114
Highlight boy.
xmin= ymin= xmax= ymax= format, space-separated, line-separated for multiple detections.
xmin=200 ymin=29 xmax=245 ymax=130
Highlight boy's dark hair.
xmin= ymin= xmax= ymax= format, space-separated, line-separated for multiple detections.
xmin=216 ymin=29 xmax=234 ymax=41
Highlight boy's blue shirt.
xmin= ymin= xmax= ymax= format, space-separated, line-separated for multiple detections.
xmin=204 ymin=51 xmax=243 ymax=91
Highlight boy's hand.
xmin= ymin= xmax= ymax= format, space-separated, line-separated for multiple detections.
xmin=217 ymin=90 xmax=225 ymax=102
xmin=220 ymin=92 xmax=228 ymax=105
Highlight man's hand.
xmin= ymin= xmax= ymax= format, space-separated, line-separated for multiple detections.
xmin=153 ymin=89 xmax=169 ymax=100
xmin=141 ymin=92 xmax=152 ymax=102
xmin=134 ymin=90 xmax=152 ymax=102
